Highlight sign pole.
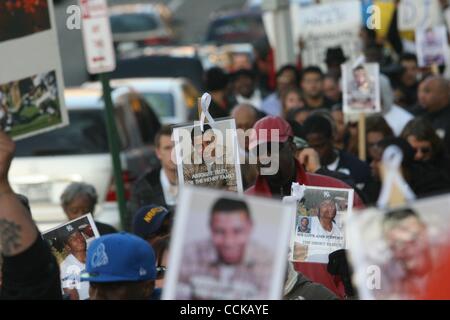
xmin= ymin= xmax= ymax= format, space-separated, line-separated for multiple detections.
xmin=80 ymin=0 xmax=125 ymax=229
xmin=358 ymin=113 xmax=366 ymax=161
xmin=99 ymin=73 xmax=127 ymax=230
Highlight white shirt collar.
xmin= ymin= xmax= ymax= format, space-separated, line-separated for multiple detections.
xmin=160 ymin=169 xmax=177 ymax=206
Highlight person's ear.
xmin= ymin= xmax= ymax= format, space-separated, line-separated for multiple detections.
xmin=155 ymin=146 xmax=162 ymax=160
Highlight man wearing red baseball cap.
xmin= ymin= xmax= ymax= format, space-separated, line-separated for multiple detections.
xmin=246 ymin=116 xmax=364 ymax=299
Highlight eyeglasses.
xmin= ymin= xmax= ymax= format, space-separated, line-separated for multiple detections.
xmin=156 ymin=266 xmax=167 ymax=279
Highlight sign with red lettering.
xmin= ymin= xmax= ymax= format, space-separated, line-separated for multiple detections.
xmin=79 ymin=0 xmax=115 ymax=74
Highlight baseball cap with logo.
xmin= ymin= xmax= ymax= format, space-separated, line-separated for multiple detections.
xmin=249 ymin=116 xmax=293 ymax=150
xmin=133 ymin=205 xmax=170 ymax=240
xmin=80 ymin=232 xmax=156 ymax=283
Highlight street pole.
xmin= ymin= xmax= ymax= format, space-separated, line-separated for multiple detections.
xmin=99 ymin=73 xmax=127 ymax=230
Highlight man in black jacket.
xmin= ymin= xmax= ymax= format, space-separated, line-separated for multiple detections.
xmin=127 ymin=125 xmax=177 ymax=230
xmin=417 ymin=76 xmax=450 ymax=153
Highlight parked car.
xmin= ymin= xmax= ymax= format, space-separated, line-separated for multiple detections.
xmin=83 ymin=77 xmax=199 ymax=124
xmin=205 ymin=10 xmax=266 ymax=45
xmin=109 ymin=4 xmax=176 ymax=49
xmin=112 ymin=55 xmax=205 ymax=92
xmin=9 ymin=87 xmax=161 ymax=232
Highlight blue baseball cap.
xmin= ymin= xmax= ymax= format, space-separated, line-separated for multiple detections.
xmin=133 ymin=205 xmax=170 ymax=239
xmin=80 ymin=232 xmax=156 ymax=283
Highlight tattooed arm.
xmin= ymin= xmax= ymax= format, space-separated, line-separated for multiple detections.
xmin=0 ymin=131 xmax=38 ymax=257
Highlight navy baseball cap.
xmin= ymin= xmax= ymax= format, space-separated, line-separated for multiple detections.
xmin=133 ymin=205 xmax=170 ymax=239
xmin=80 ymin=232 xmax=156 ymax=283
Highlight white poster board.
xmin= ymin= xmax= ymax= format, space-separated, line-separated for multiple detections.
xmin=415 ymin=25 xmax=450 ymax=67
xmin=290 ymin=0 xmax=363 ymax=69
xmin=398 ymin=0 xmax=443 ymax=31
xmin=0 ymin=0 xmax=68 ymax=140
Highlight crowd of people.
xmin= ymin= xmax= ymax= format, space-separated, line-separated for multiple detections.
xmin=2 ymin=2 xmax=450 ymax=301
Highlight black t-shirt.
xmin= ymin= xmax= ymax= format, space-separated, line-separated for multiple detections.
xmin=1 ymin=234 xmax=62 ymax=300
xmin=95 ymin=221 xmax=118 ymax=236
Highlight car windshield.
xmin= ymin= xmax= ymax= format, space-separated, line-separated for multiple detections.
xmin=110 ymin=13 xmax=159 ymax=34
xmin=206 ymin=15 xmax=265 ymax=44
xmin=15 ymin=109 xmax=109 ymax=157
xmin=141 ymin=92 xmax=175 ymax=118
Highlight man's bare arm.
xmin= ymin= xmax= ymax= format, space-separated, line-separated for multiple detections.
xmin=0 ymin=132 xmax=37 ymax=257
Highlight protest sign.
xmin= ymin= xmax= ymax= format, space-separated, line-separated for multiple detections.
xmin=342 ymin=62 xmax=381 ymax=114
xmin=42 ymin=214 xmax=100 ymax=300
xmin=163 ymin=186 xmax=293 ymax=300
xmin=290 ymin=0 xmax=362 ymax=69
xmin=288 ymin=185 xmax=354 ymax=264
xmin=398 ymin=0 xmax=443 ymax=31
xmin=347 ymin=194 xmax=450 ymax=299
xmin=415 ymin=25 xmax=450 ymax=67
xmin=172 ymin=117 xmax=244 ymax=194
xmin=0 ymin=0 xmax=68 ymax=140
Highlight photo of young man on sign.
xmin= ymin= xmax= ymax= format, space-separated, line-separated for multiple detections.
xmin=290 ymin=186 xmax=354 ymax=263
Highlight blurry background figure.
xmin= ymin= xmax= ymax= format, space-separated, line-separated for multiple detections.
xmin=300 ymin=67 xmax=334 ymax=110
xmin=203 ymin=67 xmax=233 ymax=119
xmin=261 ymin=64 xmax=300 ymax=116
xmin=252 ymin=37 xmax=274 ymax=94
xmin=416 ymin=76 xmax=450 ymax=152
xmin=61 ymin=182 xmax=117 ymax=235
xmin=324 ymin=47 xmax=347 ymax=80
xmin=401 ymin=118 xmax=450 ymax=177
xmin=231 ymin=103 xmax=260 ymax=189
xmin=323 ymin=74 xmax=342 ymax=105
xmin=393 ymin=53 xmax=421 ymax=110
xmin=364 ymin=138 xmax=450 ymax=204
xmin=303 ymin=114 xmax=372 ymax=191
xmin=230 ymin=52 xmax=253 ymax=71
xmin=132 ymin=205 xmax=172 ymax=247
xmin=330 ymin=105 xmax=347 ymax=151
xmin=230 ymin=69 xmax=264 ymax=110
xmin=366 ymin=115 xmax=394 ymax=162
xmin=281 ymin=87 xmax=304 ymax=119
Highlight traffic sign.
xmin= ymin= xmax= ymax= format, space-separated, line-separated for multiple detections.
xmin=79 ymin=0 xmax=116 ymax=74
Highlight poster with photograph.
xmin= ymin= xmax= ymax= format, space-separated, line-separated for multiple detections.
xmin=0 ymin=0 xmax=68 ymax=140
xmin=289 ymin=186 xmax=354 ymax=264
xmin=347 ymin=194 xmax=450 ymax=300
xmin=172 ymin=118 xmax=244 ymax=194
xmin=342 ymin=62 xmax=381 ymax=114
xmin=415 ymin=25 xmax=449 ymax=67
xmin=42 ymin=214 xmax=100 ymax=300
xmin=163 ymin=186 xmax=294 ymax=300
xmin=290 ymin=0 xmax=362 ymax=69
xmin=0 ymin=0 xmax=51 ymax=43
xmin=398 ymin=0 xmax=442 ymax=31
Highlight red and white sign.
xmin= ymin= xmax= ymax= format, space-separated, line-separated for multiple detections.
xmin=79 ymin=0 xmax=116 ymax=74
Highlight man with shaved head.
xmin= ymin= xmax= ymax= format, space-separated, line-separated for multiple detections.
xmin=417 ymin=76 xmax=450 ymax=151
xmin=231 ymin=104 xmax=259 ymax=134
xmin=231 ymin=103 xmax=260 ymax=188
